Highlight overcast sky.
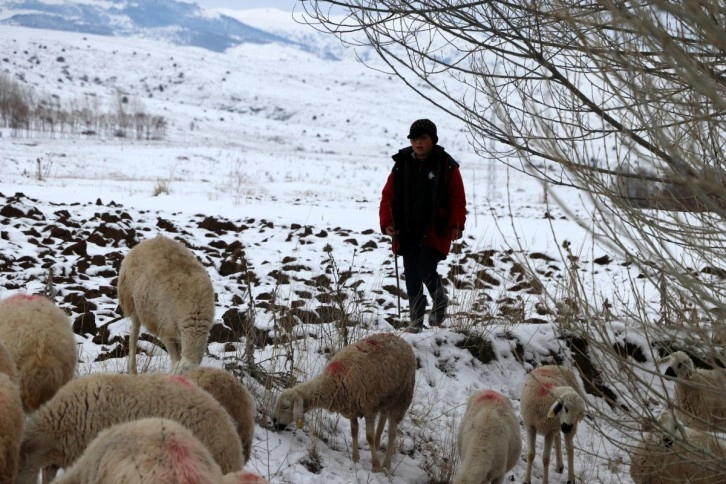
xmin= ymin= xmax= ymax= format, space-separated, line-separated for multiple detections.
xmin=195 ymin=0 xmax=299 ymax=11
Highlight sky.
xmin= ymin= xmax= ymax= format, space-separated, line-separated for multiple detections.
xmin=196 ymin=1 xmax=301 ymax=12
xmin=0 ymin=10 xmax=701 ymax=484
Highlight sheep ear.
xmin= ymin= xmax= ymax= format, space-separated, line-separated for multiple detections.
xmin=548 ymin=400 xmax=563 ymax=418
xmin=293 ymin=395 xmax=305 ymax=428
xmin=657 ymin=354 xmax=671 ymax=366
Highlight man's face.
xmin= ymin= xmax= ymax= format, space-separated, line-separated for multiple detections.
xmin=410 ymin=134 xmax=434 ymax=159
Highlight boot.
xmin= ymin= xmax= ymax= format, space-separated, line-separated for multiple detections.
xmin=430 ymin=286 xmax=448 ymax=327
xmin=407 ymin=294 xmax=427 ymax=333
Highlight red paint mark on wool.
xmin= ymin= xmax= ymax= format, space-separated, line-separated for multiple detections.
xmin=168 ymin=375 xmax=192 ymax=387
xmin=168 ymin=438 xmax=202 ymax=484
xmin=537 ymin=381 xmax=555 ymax=396
xmin=325 ymin=361 xmax=346 ymax=376
xmin=475 ymin=389 xmax=506 ymax=404
xmin=232 ymin=471 xmax=268 ymax=483
xmin=7 ymin=293 xmax=46 ymax=304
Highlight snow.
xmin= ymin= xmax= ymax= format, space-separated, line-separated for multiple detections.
xmin=0 ymin=7 xmax=677 ymax=484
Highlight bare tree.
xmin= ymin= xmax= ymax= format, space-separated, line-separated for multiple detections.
xmin=301 ymin=0 xmax=726 ymax=478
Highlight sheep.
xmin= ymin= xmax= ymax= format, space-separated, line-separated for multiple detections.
xmin=630 ymin=411 xmax=726 ymax=483
xmin=117 ymin=234 xmax=215 ymax=375
xmin=453 ymin=389 xmax=522 ymax=484
xmin=658 ymin=350 xmax=726 ymax=431
xmin=184 ymin=366 xmax=256 ymax=463
xmin=520 ymin=364 xmax=587 ymax=484
xmin=272 ymin=332 xmax=415 ymax=473
xmin=50 ymin=417 xmax=230 ymax=484
xmin=0 ymin=293 xmax=77 ymax=412
xmin=0 ymin=373 xmax=23 ymax=483
xmin=16 ymin=372 xmax=243 ymax=484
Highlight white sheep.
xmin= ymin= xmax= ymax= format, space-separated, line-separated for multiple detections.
xmin=0 ymin=373 xmax=23 ymax=483
xmin=16 ymin=372 xmax=243 ymax=484
xmin=117 ymin=234 xmax=215 ymax=374
xmin=272 ymin=332 xmax=416 ymax=473
xmin=453 ymin=389 xmax=522 ymax=484
xmin=520 ymin=365 xmax=586 ymax=484
xmin=630 ymin=411 xmax=726 ymax=483
xmin=0 ymin=293 xmax=77 ymax=412
xmin=184 ymin=366 xmax=256 ymax=463
xmin=50 ymin=417 xmax=230 ymax=484
xmin=659 ymin=350 xmax=726 ymax=431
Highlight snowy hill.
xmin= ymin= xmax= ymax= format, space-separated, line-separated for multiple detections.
xmin=0 ymin=0 xmax=335 ymax=54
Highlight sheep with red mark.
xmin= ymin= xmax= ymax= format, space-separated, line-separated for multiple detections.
xmin=658 ymin=351 xmax=726 ymax=431
xmin=0 ymin=372 xmax=23 ymax=483
xmin=272 ymin=332 xmax=415 ymax=472
xmin=630 ymin=411 xmax=726 ymax=483
xmin=51 ymin=417 xmax=230 ymax=484
xmin=0 ymin=293 xmax=77 ymax=412
xmin=184 ymin=366 xmax=256 ymax=463
xmin=520 ymin=365 xmax=586 ymax=484
xmin=117 ymin=234 xmax=215 ymax=374
xmin=16 ymin=372 xmax=243 ymax=484
xmin=454 ymin=389 xmax=521 ymax=484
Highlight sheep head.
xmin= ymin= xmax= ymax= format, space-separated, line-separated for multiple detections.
xmin=547 ymin=388 xmax=586 ymax=434
xmin=659 ymin=351 xmax=694 ymax=379
xmin=272 ymin=388 xmax=305 ymax=431
xmin=646 ymin=411 xmax=684 ymax=449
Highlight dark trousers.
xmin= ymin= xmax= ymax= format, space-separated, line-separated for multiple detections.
xmin=401 ymin=245 xmax=444 ymax=322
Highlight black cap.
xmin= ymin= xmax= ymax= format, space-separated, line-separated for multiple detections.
xmin=407 ymin=119 xmax=438 ymax=144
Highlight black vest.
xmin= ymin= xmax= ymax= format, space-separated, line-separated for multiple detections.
xmin=389 ymin=146 xmax=457 ymax=250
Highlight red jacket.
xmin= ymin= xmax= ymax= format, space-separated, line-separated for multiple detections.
xmin=379 ymin=146 xmax=466 ymax=257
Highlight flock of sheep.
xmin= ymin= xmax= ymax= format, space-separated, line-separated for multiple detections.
xmin=0 ymin=233 xmax=725 ymax=483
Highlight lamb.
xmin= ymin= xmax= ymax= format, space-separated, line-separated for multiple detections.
xmin=16 ymin=372 xmax=243 ymax=484
xmin=453 ymin=389 xmax=521 ymax=484
xmin=117 ymin=234 xmax=215 ymax=374
xmin=520 ymin=364 xmax=587 ymax=484
xmin=272 ymin=332 xmax=416 ymax=473
xmin=0 ymin=293 xmax=77 ymax=411
xmin=184 ymin=366 xmax=256 ymax=463
xmin=659 ymin=350 xmax=726 ymax=431
xmin=630 ymin=411 xmax=726 ymax=483
xmin=51 ymin=417 xmax=231 ymax=484
xmin=0 ymin=373 xmax=23 ymax=483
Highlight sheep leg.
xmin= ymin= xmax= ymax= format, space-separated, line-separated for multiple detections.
xmin=564 ymin=432 xmax=575 ymax=484
xmin=524 ymin=425 xmax=537 ymax=484
xmin=365 ymin=414 xmax=382 ymax=472
xmin=382 ymin=416 xmax=397 ymax=471
xmin=374 ymin=410 xmax=387 ymax=448
xmin=41 ymin=465 xmax=58 ymax=484
xmin=350 ymin=417 xmax=360 ymax=463
xmin=554 ymin=431 xmax=564 ymax=473
xmin=162 ymin=337 xmax=181 ymax=367
xmin=128 ymin=315 xmax=141 ymax=374
xmin=541 ymin=431 xmax=555 ymax=484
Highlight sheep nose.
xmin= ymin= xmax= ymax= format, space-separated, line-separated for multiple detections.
xmin=561 ymin=423 xmax=573 ymax=434
xmin=273 ymin=422 xmax=288 ymax=431
xmin=664 ymin=367 xmax=676 ymax=377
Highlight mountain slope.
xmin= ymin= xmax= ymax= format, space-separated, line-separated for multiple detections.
xmin=0 ymin=0 xmax=298 ymax=52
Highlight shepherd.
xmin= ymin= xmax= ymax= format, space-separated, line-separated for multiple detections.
xmin=379 ymin=118 xmax=467 ymax=333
